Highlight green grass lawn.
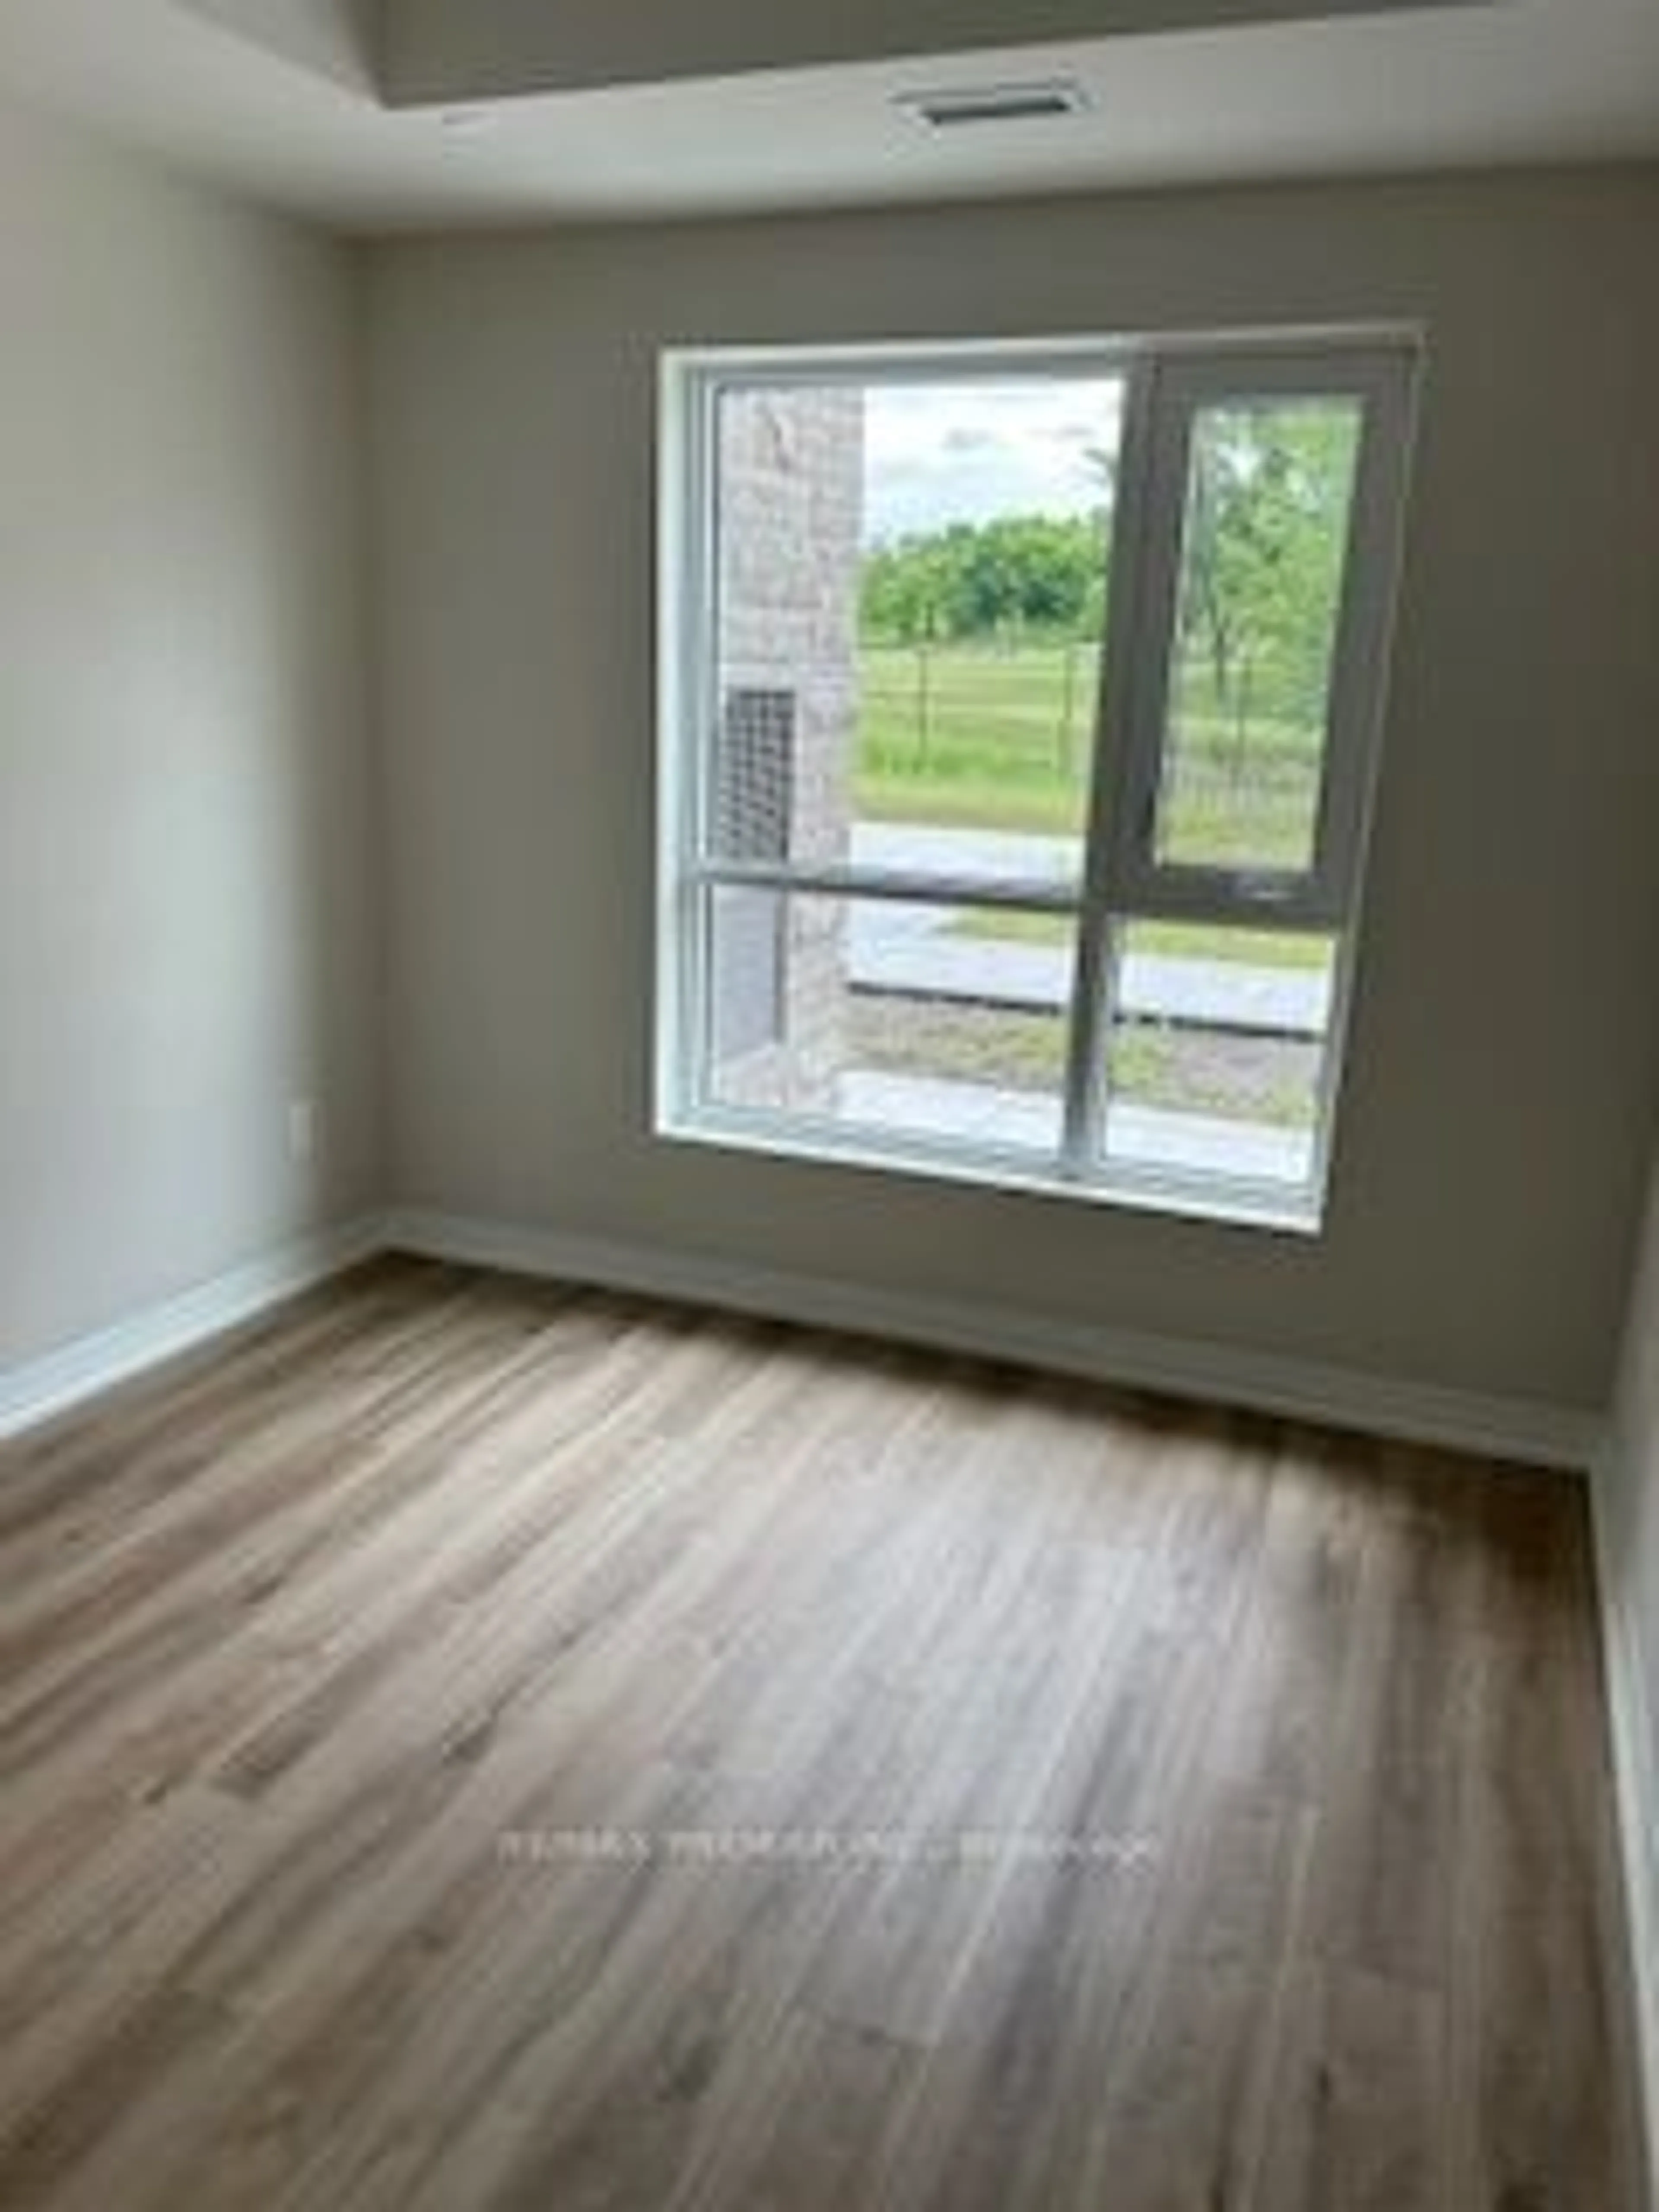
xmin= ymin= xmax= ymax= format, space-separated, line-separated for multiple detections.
xmin=857 ymin=642 xmax=1320 ymax=852
xmin=855 ymin=642 xmax=1330 ymax=974
xmin=856 ymin=642 xmax=1099 ymax=836
xmin=949 ymin=910 xmax=1333 ymax=972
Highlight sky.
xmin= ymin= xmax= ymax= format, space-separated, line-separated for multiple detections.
xmin=862 ymin=376 xmax=1122 ymax=545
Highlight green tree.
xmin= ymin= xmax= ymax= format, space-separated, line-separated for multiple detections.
xmin=1175 ymin=403 xmax=1359 ymax=737
xmin=862 ymin=536 xmax=954 ymax=645
xmin=861 ymin=512 xmax=1109 ymax=646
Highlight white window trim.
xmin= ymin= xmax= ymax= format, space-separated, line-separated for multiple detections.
xmin=654 ymin=328 xmax=1422 ymax=1233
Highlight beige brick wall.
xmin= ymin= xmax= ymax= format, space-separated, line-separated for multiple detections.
xmin=714 ymin=387 xmax=863 ymax=1112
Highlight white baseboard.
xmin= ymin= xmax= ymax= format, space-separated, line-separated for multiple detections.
xmin=0 ymin=1215 xmax=385 ymax=1443
xmin=1591 ymin=1461 xmax=1659 ymax=2204
xmin=0 ymin=1201 xmax=1603 ymax=1475
xmin=384 ymin=1207 xmax=1600 ymax=1474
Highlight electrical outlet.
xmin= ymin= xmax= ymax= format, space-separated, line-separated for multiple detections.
xmin=288 ymin=1098 xmax=319 ymax=1166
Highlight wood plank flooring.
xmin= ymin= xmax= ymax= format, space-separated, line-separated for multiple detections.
xmin=0 ymin=1256 xmax=1644 ymax=2210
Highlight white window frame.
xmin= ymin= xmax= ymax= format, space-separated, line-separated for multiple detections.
xmin=655 ymin=330 xmax=1420 ymax=1232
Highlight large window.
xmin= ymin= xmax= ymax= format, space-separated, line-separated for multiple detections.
xmin=656 ymin=335 xmax=1417 ymax=1228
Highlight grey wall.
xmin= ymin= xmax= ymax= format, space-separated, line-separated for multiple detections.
xmin=0 ymin=96 xmax=380 ymax=1367
xmin=369 ymin=169 xmax=1659 ymax=1415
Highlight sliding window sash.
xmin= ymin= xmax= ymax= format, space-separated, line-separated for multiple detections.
xmin=1101 ymin=344 xmax=1418 ymax=934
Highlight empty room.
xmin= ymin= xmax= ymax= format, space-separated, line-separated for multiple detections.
xmin=3 ymin=1 xmax=1659 ymax=2206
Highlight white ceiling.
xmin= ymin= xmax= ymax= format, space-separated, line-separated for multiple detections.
xmin=0 ymin=0 xmax=1653 ymax=233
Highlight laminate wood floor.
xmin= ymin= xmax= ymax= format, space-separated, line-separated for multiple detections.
xmin=0 ymin=1258 xmax=1644 ymax=2210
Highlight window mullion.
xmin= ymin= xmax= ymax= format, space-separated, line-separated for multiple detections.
xmin=688 ymin=858 xmax=1081 ymax=915
xmin=1062 ymin=356 xmax=1162 ymax=1174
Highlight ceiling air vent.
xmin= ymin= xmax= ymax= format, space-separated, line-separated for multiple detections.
xmin=896 ymin=79 xmax=1092 ymax=130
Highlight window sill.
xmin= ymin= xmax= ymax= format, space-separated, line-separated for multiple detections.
xmin=657 ymin=1106 xmax=1327 ymax=1240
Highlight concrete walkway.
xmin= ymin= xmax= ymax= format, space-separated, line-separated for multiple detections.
xmin=848 ymin=825 xmax=1330 ymax=1037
